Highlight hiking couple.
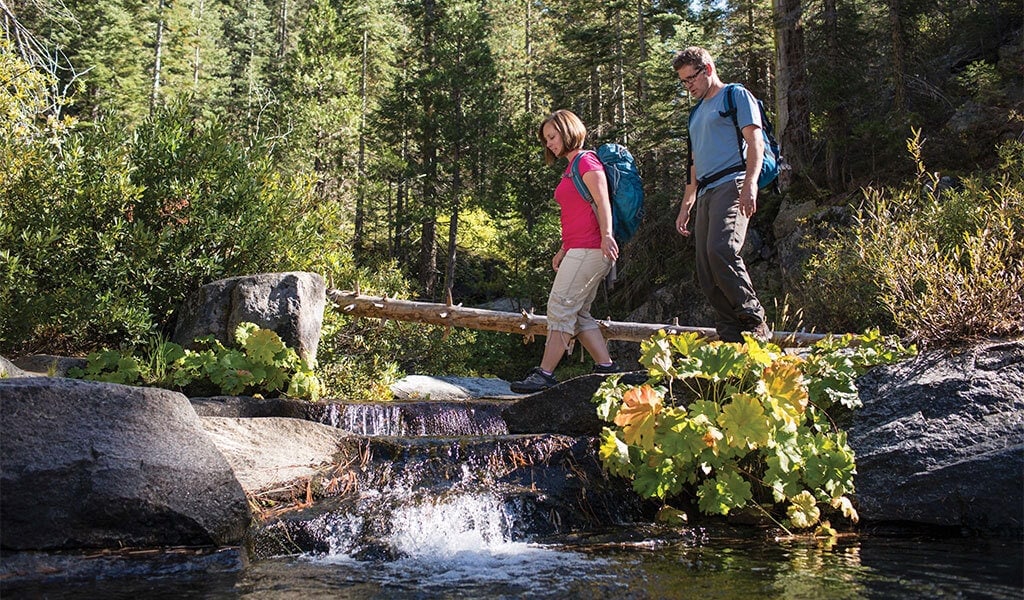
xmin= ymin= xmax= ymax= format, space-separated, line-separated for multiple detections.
xmin=511 ymin=46 xmax=771 ymax=394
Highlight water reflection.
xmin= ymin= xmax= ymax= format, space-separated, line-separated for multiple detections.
xmin=229 ymin=525 xmax=1022 ymax=600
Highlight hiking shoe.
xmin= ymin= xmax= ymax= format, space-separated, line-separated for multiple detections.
xmin=744 ymin=321 xmax=772 ymax=344
xmin=510 ymin=367 xmax=558 ymax=394
xmin=592 ymin=362 xmax=623 ymax=374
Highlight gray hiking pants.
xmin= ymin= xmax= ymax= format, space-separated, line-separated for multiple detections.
xmin=693 ymin=178 xmax=766 ymax=342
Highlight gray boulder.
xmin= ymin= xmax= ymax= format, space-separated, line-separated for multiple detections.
xmin=11 ymin=354 xmax=87 ymax=377
xmin=199 ymin=416 xmax=350 ymax=493
xmin=391 ymin=374 xmax=520 ymax=401
xmin=172 ymin=271 xmax=326 ymax=363
xmin=0 ymin=378 xmax=250 ymax=550
xmin=849 ymin=340 xmax=1024 ymax=535
xmin=0 ymin=356 xmax=30 ymax=378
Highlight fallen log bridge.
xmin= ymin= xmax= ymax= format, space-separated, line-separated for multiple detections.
xmin=329 ymin=289 xmax=828 ymax=347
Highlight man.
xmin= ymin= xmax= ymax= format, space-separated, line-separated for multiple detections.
xmin=672 ymin=46 xmax=771 ymax=344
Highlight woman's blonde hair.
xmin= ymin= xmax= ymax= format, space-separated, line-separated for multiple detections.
xmin=538 ymin=109 xmax=586 ymax=165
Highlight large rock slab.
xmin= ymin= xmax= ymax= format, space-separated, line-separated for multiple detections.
xmin=11 ymin=354 xmax=87 ymax=377
xmin=172 ymin=271 xmax=326 ymax=363
xmin=502 ymin=372 xmax=648 ymax=436
xmin=391 ymin=374 xmax=519 ymax=401
xmin=198 ymin=416 xmax=350 ymax=493
xmin=849 ymin=340 xmax=1024 ymax=535
xmin=0 ymin=378 xmax=250 ymax=551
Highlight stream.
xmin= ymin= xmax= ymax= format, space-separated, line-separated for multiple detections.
xmin=6 ymin=388 xmax=1023 ymax=598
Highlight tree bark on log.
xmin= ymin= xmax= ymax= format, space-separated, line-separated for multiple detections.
xmin=328 ymin=290 xmax=828 ymax=347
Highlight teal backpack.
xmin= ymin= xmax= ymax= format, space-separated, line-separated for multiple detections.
xmin=687 ymin=83 xmax=782 ymax=193
xmin=568 ymin=143 xmax=645 ymax=245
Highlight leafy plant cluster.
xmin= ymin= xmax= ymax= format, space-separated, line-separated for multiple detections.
xmin=795 ymin=136 xmax=1024 ymax=344
xmin=594 ymin=329 xmax=915 ymax=533
xmin=0 ymin=46 xmax=347 ymax=355
xmin=68 ymin=323 xmax=321 ymax=401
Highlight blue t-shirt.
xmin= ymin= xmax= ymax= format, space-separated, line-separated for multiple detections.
xmin=690 ymin=85 xmax=762 ymax=193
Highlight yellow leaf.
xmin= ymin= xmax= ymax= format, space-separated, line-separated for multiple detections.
xmin=831 ymin=496 xmax=860 ymax=524
xmin=763 ymin=361 xmax=809 ymax=415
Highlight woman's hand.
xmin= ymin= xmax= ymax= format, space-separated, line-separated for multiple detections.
xmin=552 ymin=248 xmax=566 ymax=271
xmin=601 ymin=234 xmax=619 ymax=261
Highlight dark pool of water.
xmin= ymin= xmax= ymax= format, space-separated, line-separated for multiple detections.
xmin=7 ymin=525 xmax=1021 ymax=599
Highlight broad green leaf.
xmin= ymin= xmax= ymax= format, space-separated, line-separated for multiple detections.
xmin=804 ymin=432 xmax=857 ymax=497
xmin=599 ymin=428 xmax=634 ymax=478
xmin=692 ymin=344 xmax=746 ymax=381
xmin=287 ymin=370 xmax=322 ymax=401
xmin=787 ymin=490 xmax=821 ymax=528
xmin=687 ymin=399 xmax=720 ymax=423
xmin=613 ymin=385 xmax=663 ymax=449
xmin=656 ymin=409 xmax=708 ymax=459
xmin=633 ymin=457 xmax=682 ymax=499
xmin=233 ymin=322 xmax=260 ymax=347
xmin=245 ymin=329 xmax=286 ymax=365
xmin=718 ymin=393 xmax=771 ymax=450
xmin=697 ymin=470 xmax=752 ymax=515
xmin=743 ymin=337 xmax=776 ymax=367
xmin=765 ymin=454 xmax=804 ymax=502
xmin=593 ymin=376 xmax=628 ymax=422
xmin=157 ymin=341 xmax=186 ymax=364
xmin=263 ymin=365 xmax=289 ymax=392
xmin=639 ymin=334 xmax=675 ymax=377
xmin=668 ymin=331 xmax=706 ymax=357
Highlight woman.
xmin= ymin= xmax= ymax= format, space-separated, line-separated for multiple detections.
xmin=510 ymin=110 xmax=621 ymax=394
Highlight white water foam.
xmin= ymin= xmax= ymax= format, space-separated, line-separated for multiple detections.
xmin=314 ymin=491 xmax=616 ymax=595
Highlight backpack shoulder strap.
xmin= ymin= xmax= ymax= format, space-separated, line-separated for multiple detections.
xmin=720 ymin=83 xmax=745 ymax=158
xmin=569 ymin=150 xmax=596 ymax=205
xmin=686 ymin=100 xmax=704 ymax=186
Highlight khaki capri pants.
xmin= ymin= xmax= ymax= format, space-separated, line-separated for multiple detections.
xmin=546 ymin=248 xmax=612 ymax=336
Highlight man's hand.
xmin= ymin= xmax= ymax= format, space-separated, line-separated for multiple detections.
xmin=676 ymin=206 xmax=692 ymax=236
xmin=738 ymin=181 xmax=758 ymax=218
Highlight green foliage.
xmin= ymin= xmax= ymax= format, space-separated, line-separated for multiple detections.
xmin=594 ymin=329 xmax=915 ymax=531
xmin=0 ymin=97 xmax=343 ymax=354
xmin=68 ymin=323 xmax=321 ymax=400
xmin=797 ymin=135 xmax=1024 ymax=344
xmin=957 ymin=61 xmax=1002 ymax=104
xmin=316 ymin=261 xmax=537 ymax=401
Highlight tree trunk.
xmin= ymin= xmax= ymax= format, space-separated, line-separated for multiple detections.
xmin=192 ymin=0 xmax=204 ymax=87
xmin=419 ymin=216 xmax=437 ymax=298
xmin=329 ymin=290 xmax=828 ymax=346
xmin=150 ymin=0 xmax=165 ymax=114
xmin=418 ymin=0 xmax=439 ymax=299
xmin=823 ymin=0 xmax=847 ymax=191
xmin=524 ymin=0 xmax=532 ymax=114
xmin=277 ymin=0 xmax=288 ymax=58
xmin=355 ymin=29 xmax=368 ymax=266
xmin=773 ymin=0 xmax=810 ymax=178
xmin=888 ymin=0 xmax=906 ymax=112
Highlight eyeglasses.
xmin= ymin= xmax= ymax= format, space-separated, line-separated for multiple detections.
xmin=679 ymin=67 xmax=705 ymax=85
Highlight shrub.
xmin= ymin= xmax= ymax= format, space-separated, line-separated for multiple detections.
xmin=796 ymin=134 xmax=1024 ymax=345
xmin=0 ymin=97 xmax=338 ymax=354
xmin=594 ymin=329 xmax=915 ymax=532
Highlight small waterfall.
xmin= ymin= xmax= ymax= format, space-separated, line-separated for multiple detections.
xmin=333 ymin=402 xmax=509 ymax=437
xmin=335 ymin=403 xmax=406 ymax=436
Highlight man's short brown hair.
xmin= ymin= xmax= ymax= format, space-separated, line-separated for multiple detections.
xmin=672 ymin=46 xmax=714 ymax=73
